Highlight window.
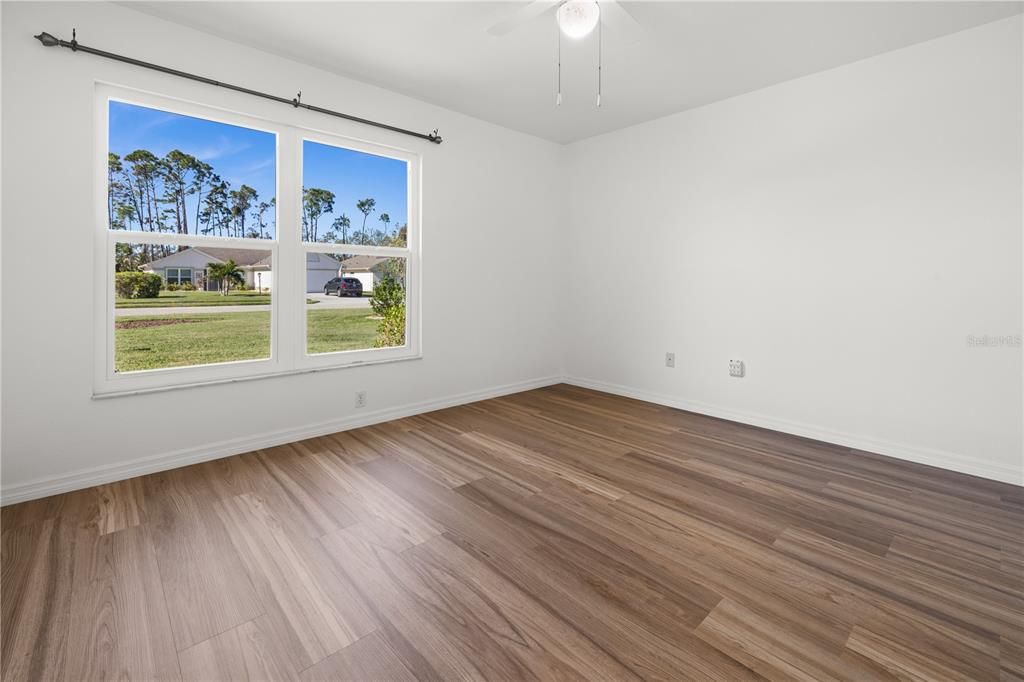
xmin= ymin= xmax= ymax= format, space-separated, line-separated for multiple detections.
xmin=165 ymin=268 xmax=193 ymax=286
xmin=301 ymin=138 xmax=411 ymax=360
xmin=97 ymin=85 xmax=420 ymax=396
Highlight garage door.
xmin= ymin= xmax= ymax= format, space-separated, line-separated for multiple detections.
xmin=306 ymin=269 xmax=335 ymax=293
xmin=349 ymin=272 xmax=374 ymax=293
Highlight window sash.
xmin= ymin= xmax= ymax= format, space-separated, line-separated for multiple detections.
xmin=303 ymin=251 xmax=410 ymax=358
xmin=107 ymin=233 xmax=279 ymax=381
xmin=166 ymin=268 xmax=193 ymax=285
xmin=95 ymin=84 xmax=421 ymax=397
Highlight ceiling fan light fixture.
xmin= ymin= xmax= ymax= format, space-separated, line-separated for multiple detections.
xmin=557 ymin=0 xmax=600 ymax=40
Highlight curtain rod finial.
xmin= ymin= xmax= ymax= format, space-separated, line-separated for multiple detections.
xmin=34 ymin=32 xmax=60 ymax=47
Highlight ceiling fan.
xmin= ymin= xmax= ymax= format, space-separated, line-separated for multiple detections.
xmin=487 ymin=0 xmax=642 ymax=43
xmin=487 ymin=0 xmax=643 ymax=107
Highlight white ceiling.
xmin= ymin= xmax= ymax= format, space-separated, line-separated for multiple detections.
xmin=129 ymin=1 xmax=1022 ymax=144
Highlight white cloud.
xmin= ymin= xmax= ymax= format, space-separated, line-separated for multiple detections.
xmin=195 ymin=136 xmax=252 ymax=161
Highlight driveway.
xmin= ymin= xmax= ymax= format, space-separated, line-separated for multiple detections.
xmin=116 ymin=293 xmax=371 ymax=317
xmin=306 ymin=293 xmax=372 ymax=309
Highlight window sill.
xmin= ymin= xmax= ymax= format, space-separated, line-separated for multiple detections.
xmin=92 ymin=353 xmax=423 ymax=399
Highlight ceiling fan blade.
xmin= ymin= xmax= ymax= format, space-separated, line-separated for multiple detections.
xmin=487 ymin=0 xmax=560 ymax=36
xmin=600 ymin=0 xmax=644 ymax=44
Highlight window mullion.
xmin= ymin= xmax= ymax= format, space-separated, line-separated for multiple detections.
xmin=276 ymin=126 xmax=303 ymax=371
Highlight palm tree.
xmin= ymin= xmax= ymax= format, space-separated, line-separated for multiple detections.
xmin=206 ymin=260 xmax=244 ymax=295
xmin=356 ymin=198 xmax=376 ymax=244
xmin=331 ymin=213 xmax=351 ymax=243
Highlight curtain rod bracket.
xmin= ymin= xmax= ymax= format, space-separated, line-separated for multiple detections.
xmin=33 ymin=29 xmax=443 ymax=144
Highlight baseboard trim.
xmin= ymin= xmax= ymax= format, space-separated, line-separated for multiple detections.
xmin=6 ymin=373 xmax=1018 ymax=504
xmin=565 ymin=376 xmax=1022 ymax=486
xmin=1 ymin=375 xmax=563 ymax=506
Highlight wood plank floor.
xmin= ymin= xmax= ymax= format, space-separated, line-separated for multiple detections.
xmin=3 ymin=384 xmax=1023 ymax=681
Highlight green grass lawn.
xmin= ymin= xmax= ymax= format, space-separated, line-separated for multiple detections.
xmin=116 ymin=290 xmax=273 ymax=308
xmin=115 ymin=290 xmax=322 ymax=308
xmin=115 ymin=309 xmax=386 ymax=372
xmin=306 ymin=308 xmax=383 ymax=355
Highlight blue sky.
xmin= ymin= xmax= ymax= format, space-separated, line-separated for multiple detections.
xmin=109 ymin=101 xmax=408 ymax=240
xmin=303 ymin=140 xmax=408 ymax=240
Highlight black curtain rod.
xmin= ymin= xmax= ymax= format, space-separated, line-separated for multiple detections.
xmin=34 ymin=30 xmax=443 ymax=144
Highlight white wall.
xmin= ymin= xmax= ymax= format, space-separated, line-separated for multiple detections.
xmin=0 ymin=2 xmax=566 ymax=500
xmin=565 ymin=16 xmax=1023 ymax=485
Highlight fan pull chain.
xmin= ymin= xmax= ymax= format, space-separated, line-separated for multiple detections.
xmin=597 ymin=10 xmax=602 ymax=107
xmin=557 ymin=22 xmax=563 ymax=106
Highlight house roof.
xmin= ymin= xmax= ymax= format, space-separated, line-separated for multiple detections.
xmin=338 ymin=255 xmax=391 ymax=272
xmin=191 ymin=247 xmax=272 ymax=267
xmin=306 ymin=252 xmax=341 ymax=270
xmin=142 ymin=246 xmax=271 ymax=270
xmin=142 ymin=247 xmax=388 ymax=272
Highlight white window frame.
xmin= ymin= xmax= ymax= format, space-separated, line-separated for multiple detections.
xmin=94 ymin=84 xmax=422 ymax=397
xmin=166 ymin=268 xmax=193 ymax=285
xmin=298 ymin=131 xmax=419 ymax=370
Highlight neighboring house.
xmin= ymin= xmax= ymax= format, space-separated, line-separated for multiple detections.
xmin=304 ymin=252 xmax=344 ymax=292
xmin=142 ymin=247 xmax=341 ymax=293
xmin=336 ymin=254 xmax=399 ymax=293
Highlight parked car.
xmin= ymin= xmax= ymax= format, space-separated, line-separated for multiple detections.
xmin=324 ymin=277 xmax=363 ymax=297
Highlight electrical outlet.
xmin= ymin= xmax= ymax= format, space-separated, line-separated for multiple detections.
xmin=729 ymin=359 xmax=745 ymax=378
xmin=355 ymin=391 xmax=367 ymax=408
xmin=665 ymin=352 xmax=675 ymax=368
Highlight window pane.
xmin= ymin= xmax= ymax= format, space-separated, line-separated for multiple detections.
xmin=114 ymin=243 xmax=272 ymax=372
xmin=301 ymin=140 xmax=408 ymax=246
xmin=306 ymin=253 xmax=406 ymax=354
xmin=108 ymin=101 xmax=277 ymax=239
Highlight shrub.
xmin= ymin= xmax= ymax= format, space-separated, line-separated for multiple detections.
xmin=374 ymin=305 xmax=406 ymax=348
xmin=166 ymin=283 xmax=180 ymax=292
xmin=370 ymin=277 xmax=405 ymax=316
xmin=115 ymin=271 xmax=162 ymax=299
xmin=179 ymin=282 xmax=196 ymax=291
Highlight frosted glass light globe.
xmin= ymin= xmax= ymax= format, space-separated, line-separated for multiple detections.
xmin=557 ymin=1 xmax=600 ymax=40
